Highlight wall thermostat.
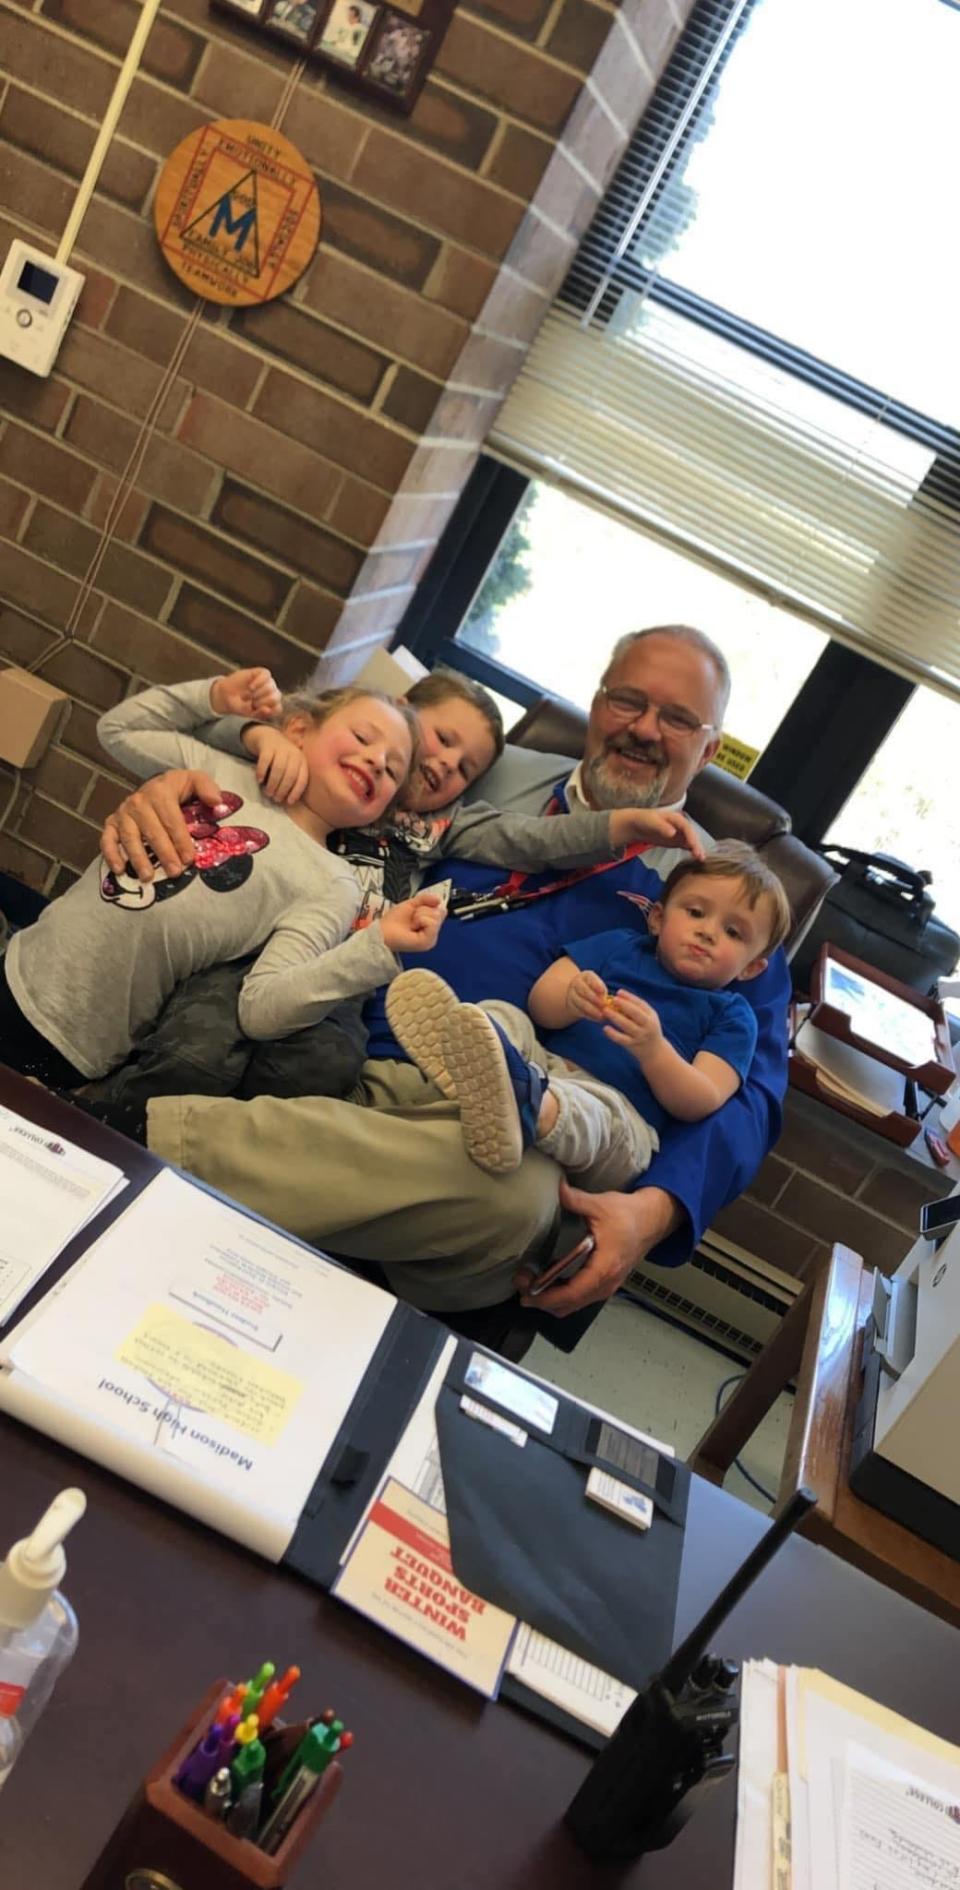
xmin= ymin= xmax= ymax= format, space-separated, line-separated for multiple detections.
xmin=0 ymin=240 xmax=85 ymax=378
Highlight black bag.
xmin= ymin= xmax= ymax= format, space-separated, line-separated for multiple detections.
xmin=792 ymin=845 xmax=960 ymax=996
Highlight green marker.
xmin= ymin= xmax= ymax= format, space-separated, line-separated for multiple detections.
xmin=241 ymin=1661 xmax=275 ymax=1716
xmin=274 ymin=1722 xmax=342 ymax=1800
xmin=230 ymin=1715 xmax=266 ymax=1795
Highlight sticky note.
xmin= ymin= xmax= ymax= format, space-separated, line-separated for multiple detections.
xmin=117 ymin=1304 xmax=302 ymax=1444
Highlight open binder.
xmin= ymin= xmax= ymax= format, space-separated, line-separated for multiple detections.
xmin=0 ymin=1165 xmax=688 ymax=1746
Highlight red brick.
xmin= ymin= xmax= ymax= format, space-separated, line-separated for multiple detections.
xmin=193 ymin=39 xmax=288 ymax=122
xmin=353 ymin=132 xmax=525 ymax=260
xmin=0 ymin=88 xmax=153 ymax=213
xmin=139 ymin=507 xmax=294 ymax=616
xmin=437 ymin=18 xmax=582 ymax=134
xmin=61 ymin=698 xmax=114 ymax=767
xmin=169 ymin=585 xmax=313 ymax=682
xmin=212 ymin=483 xmax=363 ymax=596
xmin=470 ymin=0 xmax=555 ymax=40
xmin=91 ymin=601 xmax=218 ymax=686
xmin=0 ymin=363 xmax=72 ymax=435
xmin=115 ymin=75 xmax=209 ymax=157
xmin=425 ymin=389 xmax=504 ymax=445
xmin=0 ymin=11 xmax=115 ymax=115
xmin=104 ymin=289 xmax=263 ymax=409
xmin=56 ymin=329 xmax=190 ymax=429
xmin=235 ymin=304 xmax=387 ymax=403
xmin=254 ymin=369 xmax=415 ymax=488
xmin=485 ymin=123 xmax=555 ymax=199
xmin=23 ymin=504 xmax=173 ymax=618
xmin=373 ymin=491 xmax=460 ymax=550
xmin=351 ymin=546 xmax=426 ymax=597
xmin=395 ymin=438 xmax=479 ymax=498
xmin=16 ymin=795 xmax=99 ymax=874
xmin=424 ymin=246 xmax=498 ymax=322
xmin=0 ymin=424 xmax=97 ymax=516
xmin=302 ymin=250 xmax=469 ymax=378
xmin=365 ymin=79 xmax=499 ymax=172
xmin=0 ymin=830 xmax=54 ymax=894
xmin=327 ymin=588 xmax=413 ymax=643
xmin=278 ymin=584 xmax=344 ymax=653
xmin=65 ymin=396 xmax=218 ymax=515
xmin=177 ymin=395 xmax=344 ymax=520
xmin=0 ymin=477 xmax=29 ymax=540
xmin=47 ymin=864 xmax=82 ymax=899
xmin=75 ymin=269 xmax=118 ymax=331
xmin=381 ymin=367 xmax=443 ymax=436
xmin=83 ymin=772 xmax=149 ymax=825
xmin=447 ymin=330 xmax=528 ymax=396
xmin=325 ymin=476 xmax=392 ymax=548
xmin=546 ymin=0 xmax=616 ymax=72
xmin=42 ymin=0 xmax=205 ymax=87
xmin=38 ymin=643 xmax=127 ymax=712
xmin=0 ymin=143 xmax=74 ymax=241
xmin=1 ymin=543 xmax=84 ymax=626
xmin=0 ymin=609 xmax=57 ymax=669
xmin=274 ymin=88 xmax=368 ymax=185
xmin=75 ymin=197 xmax=197 ymax=313
xmin=321 ymin=181 xmax=441 ymax=290
xmin=86 ymin=476 xmax=152 ymax=544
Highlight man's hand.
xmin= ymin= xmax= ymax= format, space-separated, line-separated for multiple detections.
xmin=566 ymin=968 xmax=608 ymax=1022
xmin=100 ymin=769 xmax=225 ymax=883
xmin=603 ymin=990 xmax=663 ymax=1061
xmin=209 ymin=667 xmax=282 ymax=721
xmin=608 ymin=808 xmax=705 ymax=858
xmin=243 ymin=725 xmax=309 ymax=805
xmin=514 ymin=1178 xmax=682 ymax=1316
xmin=381 ymin=891 xmax=447 ymax=954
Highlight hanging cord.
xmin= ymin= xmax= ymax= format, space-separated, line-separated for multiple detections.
xmin=24 ymin=55 xmax=309 ymax=689
xmin=714 ymin=1372 xmax=777 ymax=1506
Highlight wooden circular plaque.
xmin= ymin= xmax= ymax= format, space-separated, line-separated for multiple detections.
xmin=154 ymin=118 xmax=321 ymax=306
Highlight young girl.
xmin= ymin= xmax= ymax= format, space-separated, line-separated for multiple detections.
xmin=0 ymin=670 xmax=440 ymax=1089
xmin=74 ymin=666 xmax=701 ymax=1127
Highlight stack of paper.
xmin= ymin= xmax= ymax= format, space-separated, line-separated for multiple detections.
xmin=794 ymin=1019 xmax=908 ymax=1117
xmin=735 ymin=1661 xmax=960 ymax=1890
xmin=0 ymin=1104 xmax=127 ymax=1326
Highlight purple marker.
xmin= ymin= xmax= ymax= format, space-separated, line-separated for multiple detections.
xmin=175 ymin=1724 xmax=225 ymax=1801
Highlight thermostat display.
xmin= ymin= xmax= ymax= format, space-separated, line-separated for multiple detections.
xmin=0 ymin=240 xmax=85 ymax=377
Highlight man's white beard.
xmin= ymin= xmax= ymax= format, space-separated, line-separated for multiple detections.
xmin=584 ymin=751 xmax=670 ymax=810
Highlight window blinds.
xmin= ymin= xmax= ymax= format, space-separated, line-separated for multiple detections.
xmin=490 ymin=0 xmax=960 ymax=700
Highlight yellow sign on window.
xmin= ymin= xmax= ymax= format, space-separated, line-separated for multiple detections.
xmin=714 ymin=734 xmax=761 ymax=781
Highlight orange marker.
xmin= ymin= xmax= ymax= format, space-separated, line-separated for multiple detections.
xmin=257 ymin=1665 xmax=301 ymax=1731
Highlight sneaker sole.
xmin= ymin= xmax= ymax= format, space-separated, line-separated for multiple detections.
xmin=385 ymin=968 xmax=459 ymax=1099
xmin=443 ymin=1007 xmax=523 ymax=1175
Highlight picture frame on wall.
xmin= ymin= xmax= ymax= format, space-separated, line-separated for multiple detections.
xmin=212 ymin=0 xmax=450 ymax=113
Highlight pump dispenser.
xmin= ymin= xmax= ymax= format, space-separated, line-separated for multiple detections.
xmin=0 ymin=1487 xmax=86 ymax=1788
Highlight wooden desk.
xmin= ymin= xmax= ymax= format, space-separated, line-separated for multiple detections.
xmin=690 ymin=1244 xmax=960 ymax=1628
xmin=1 ymin=1073 xmax=958 ymax=1888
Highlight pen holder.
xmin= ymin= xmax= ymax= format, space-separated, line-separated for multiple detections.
xmin=78 ymin=1679 xmax=342 ymax=1890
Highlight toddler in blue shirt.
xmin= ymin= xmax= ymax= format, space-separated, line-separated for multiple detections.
xmin=387 ymin=840 xmax=791 ymax=1189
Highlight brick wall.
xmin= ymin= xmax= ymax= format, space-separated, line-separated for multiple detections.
xmin=713 ymin=1087 xmax=948 ymax=1284
xmin=0 ymin=0 xmax=695 ymax=894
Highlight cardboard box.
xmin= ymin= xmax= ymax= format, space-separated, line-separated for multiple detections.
xmin=0 ymin=667 xmax=68 ymax=768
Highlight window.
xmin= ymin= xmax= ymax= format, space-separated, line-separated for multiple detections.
xmin=825 ymin=684 xmax=960 ymax=933
xmin=459 ymin=482 xmax=827 ymax=752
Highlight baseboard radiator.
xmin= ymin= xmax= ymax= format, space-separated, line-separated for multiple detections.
xmin=622 ymin=1234 xmax=803 ymax=1366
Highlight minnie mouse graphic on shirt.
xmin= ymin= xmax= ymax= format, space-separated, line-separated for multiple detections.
xmin=100 ymin=792 xmax=270 ymax=911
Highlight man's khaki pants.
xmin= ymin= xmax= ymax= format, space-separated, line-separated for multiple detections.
xmin=147 ymin=1060 xmax=562 ymax=1312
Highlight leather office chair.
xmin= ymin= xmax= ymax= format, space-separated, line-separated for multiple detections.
xmin=355 ymin=698 xmax=838 ymax=1359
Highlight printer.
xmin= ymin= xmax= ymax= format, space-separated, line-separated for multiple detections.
xmin=850 ymin=1184 xmax=960 ymax=1558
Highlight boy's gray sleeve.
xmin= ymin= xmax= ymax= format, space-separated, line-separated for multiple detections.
xmin=439 ymin=800 xmax=618 ymax=871
xmin=96 ymin=680 xmax=237 ymax=779
xmin=238 ymin=889 xmax=401 ymax=1039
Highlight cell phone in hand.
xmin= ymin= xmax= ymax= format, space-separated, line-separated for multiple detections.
xmin=527 ymin=1217 xmax=596 ymax=1298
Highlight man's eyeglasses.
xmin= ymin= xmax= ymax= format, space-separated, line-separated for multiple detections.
xmin=596 ymin=687 xmax=717 ymax=740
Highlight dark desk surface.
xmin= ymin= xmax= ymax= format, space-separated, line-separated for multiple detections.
xmin=1 ymin=1070 xmax=958 ymax=1889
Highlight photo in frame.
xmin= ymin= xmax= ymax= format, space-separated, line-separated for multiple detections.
xmin=212 ymin=0 xmax=451 ymax=112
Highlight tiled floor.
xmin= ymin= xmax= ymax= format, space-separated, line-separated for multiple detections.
xmin=527 ymin=1295 xmax=793 ymax=1513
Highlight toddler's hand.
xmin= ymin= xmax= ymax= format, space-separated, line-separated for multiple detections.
xmin=603 ymin=991 xmax=663 ymax=1060
xmin=381 ymin=891 xmax=447 ymax=954
xmin=567 ymin=968 xmax=608 ymax=1021
xmin=608 ymin=808 xmax=705 ymax=859
xmin=210 ymin=667 xmax=283 ymax=721
xmin=244 ymin=725 xmax=309 ymax=804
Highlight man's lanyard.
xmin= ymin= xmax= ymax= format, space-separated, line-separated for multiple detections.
xmin=448 ymin=791 xmax=651 ymax=923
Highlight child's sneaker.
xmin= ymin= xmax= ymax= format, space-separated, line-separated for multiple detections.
xmin=441 ymin=1007 xmax=548 ymax=1175
xmin=385 ymin=968 xmax=460 ymax=1099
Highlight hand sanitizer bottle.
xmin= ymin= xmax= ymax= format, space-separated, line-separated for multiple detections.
xmin=0 ymin=1488 xmax=86 ymax=1789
